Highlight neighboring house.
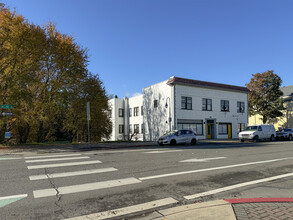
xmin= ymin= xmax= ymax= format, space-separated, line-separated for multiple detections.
xmin=249 ymin=85 xmax=293 ymax=130
xmin=108 ymin=76 xmax=250 ymax=141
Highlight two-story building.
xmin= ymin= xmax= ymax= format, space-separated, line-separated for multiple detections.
xmin=108 ymin=76 xmax=250 ymax=141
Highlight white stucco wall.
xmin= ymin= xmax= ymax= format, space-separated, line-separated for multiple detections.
xmin=108 ymin=98 xmax=125 ymax=141
xmin=108 ymin=78 xmax=248 ymax=142
xmin=143 ymin=80 xmax=173 ymax=141
xmin=175 ymin=84 xmax=248 ymax=139
xmin=128 ymin=94 xmax=144 ymax=141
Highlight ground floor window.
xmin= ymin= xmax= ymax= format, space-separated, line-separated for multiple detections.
xmin=134 ymin=124 xmax=139 ymax=133
xmin=129 ymin=124 xmax=132 ymax=133
xmin=237 ymin=123 xmax=245 ymax=133
xmin=119 ymin=125 xmax=124 ymax=134
xmin=218 ymin=123 xmax=228 ymax=135
xmin=177 ymin=122 xmax=203 ymax=135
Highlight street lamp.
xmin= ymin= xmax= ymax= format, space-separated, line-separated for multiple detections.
xmin=165 ymin=97 xmax=171 ymax=132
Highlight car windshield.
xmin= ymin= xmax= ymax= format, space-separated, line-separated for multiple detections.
xmin=282 ymin=129 xmax=291 ymax=132
xmin=244 ymin=126 xmax=258 ymax=131
xmin=163 ymin=130 xmax=178 ymax=136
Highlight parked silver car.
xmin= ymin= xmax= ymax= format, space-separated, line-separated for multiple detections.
xmin=158 ymin=129 xmax=197 ymax=146
xmin=276 ymin=128 xmax=293 ymax=141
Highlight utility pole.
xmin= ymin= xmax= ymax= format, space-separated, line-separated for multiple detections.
xmin=87 ymin=102 xmax=90 ymax=146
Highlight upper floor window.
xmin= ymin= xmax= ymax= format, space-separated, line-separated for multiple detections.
xmin=181 ymin=96 xmax=192 ymax=110
xmin=119 ymin=108 xmax=124 ymax=117
xmin=202 ymin=98 xmax=212 ymax=111
xmin=129 ymin=108 xmax=132 ymax=117
xmin=154 ymin=100 xmax=158 ymax=108
xmin=141 ymin=106 xmax=143 ymax=115
xmin=237 ymin=102 xmax=245 ymax=113
xmin=221 ymin=100 xmax=229 ymax=112
xmin=134 ymin=107 xmax=139 ymax=116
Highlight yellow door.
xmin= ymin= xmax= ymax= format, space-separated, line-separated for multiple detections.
xmin=228 ymin=124 xmax=232 ymax=139
xmin=207 ymin=124 xmax=212 ymax=139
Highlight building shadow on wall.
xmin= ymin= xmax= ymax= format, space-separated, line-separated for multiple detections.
xmin=143 ymin=88 xmax=168 ymax=142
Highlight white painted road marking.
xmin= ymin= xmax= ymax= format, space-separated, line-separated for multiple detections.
xmin=144 ymin=150 xmax=182 ymax=154
xmin=64 ymin=197 xmax=178 ymax=220
xmin=184 ymin=172 xmax=293 ymax=200
xmin=33 ymin=178 xmax=141 ymax=198
xmin=0 ymin=194 xmax=28 ymax=208
xmin=139 ymin=157 xmax=293 ymax=181
xmin=27 ymin=160 xmax=102 ymax=170
xmin=24 ymin=153 xmax=82 ymax=159
xmin=83 ymin=149 xmax=151 ymax=155
xmin=25 ymin=156 xmax=90 ymax=163
xmin=0 ymin=157 xmax=22 ymax=160
xmin=29 ymin=167 xmax=118 ymax=180
xmin=0 ymin=194 xmax=28 ymax=201
xmin=180 ymin=157 xmax=226 ymax=162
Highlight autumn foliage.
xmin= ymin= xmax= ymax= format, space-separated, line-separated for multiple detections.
xmin=0 ymin=6 xmax=111 ymax=143
xmin=246 ymin=70 xmax=285 ymax=124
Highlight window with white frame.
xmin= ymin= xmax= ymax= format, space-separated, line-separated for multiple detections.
xmin=134 ymin=107 xmax=139 ymax=116
xmin=237 ymin=102 xmax=245 ymax=113
xmin=221 ymin=100 xmax=229 ymax=112
xmin=202 ymin=98 xmax=212 ymax=111
xmin=154 ymin=100 xmax=158 ymax=108
xmin=218 ymin=123 xmax=228 ymax=135
xmin=134 ymin=124 xmax=139 ymax=133
xmin=119 ymin=108 xmax=124 ymax=117
xmin=181 ymin=96 xmax=192 ymax=110
xmin=129 ymin=124 xmax=132 ymax=133
xmin=177 ymin=122 xmax=203 ymax=135
xmin=141 ymin=106 xmax=143 ymax=115
xmin=129 ymin=108 xmax=132 ymax=117
xmin=237 ymin=123 xmax=245 ymax=133
xmin=119 ymin=125 xmax=124 ymax=134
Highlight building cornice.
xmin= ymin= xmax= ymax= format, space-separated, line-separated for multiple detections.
xmin=167 ymin=76 xmax=250 ymax=93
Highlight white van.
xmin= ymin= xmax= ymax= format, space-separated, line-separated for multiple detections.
xmin=238 ymin=125 xmax=276 ymax=142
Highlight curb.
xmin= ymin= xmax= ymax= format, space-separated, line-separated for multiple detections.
xmin=225 ymin=198 xmax=293 ymax=204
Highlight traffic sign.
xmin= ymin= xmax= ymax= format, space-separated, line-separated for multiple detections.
xmin=1 ymin=112 xmax=13 ymax=116
xmin=5 ymin=132 xmax=11 ymax=139
xmin=1 ymin=105 xmax=13 ymax=109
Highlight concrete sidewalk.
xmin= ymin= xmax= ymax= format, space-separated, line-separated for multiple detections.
xmin=134 ymin=198 xmax=293 ymax=220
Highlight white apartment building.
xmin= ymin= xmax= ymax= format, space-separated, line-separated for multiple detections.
xmin=108 ymin=76 xmax=249 ymax=141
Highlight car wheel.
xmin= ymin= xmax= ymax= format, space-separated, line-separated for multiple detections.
xmin=270 ymin=135 xmax=275 ymax=141
xmin=170 ymin=139 xmax=176 ymax=146
xmin=191 ymin=138 xmax=197 ymax=145
xmin=240 ymin=139 xmax=244 ymax=142
xmin=289 ymin=135 xmax=293 ymax=141
xmin=254 ymin=135 xmax=259 ymax=142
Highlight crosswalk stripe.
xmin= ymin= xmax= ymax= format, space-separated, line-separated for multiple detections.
xmin=33 ymin=178 xmax=141 ymax=198
xmin=64 ymin=197 xmax=178 ymax=220
xmin=24 ymin=153 xmax=82 ymax=159
xmin=25 ymin=156 xmax=90 ymax=163
xmin=27 ymin=160 xmax=102 ymax=170
xmin=29 ymin=168 xmax=118 ymax=180
xmin=143 ymin=150 xmax=182 ymax=154
xmin=184 ymin=172 xmax=293 ymax=200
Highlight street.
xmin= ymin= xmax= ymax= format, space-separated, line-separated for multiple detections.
xmin=1 ymin=141 xmax=293 ymax=219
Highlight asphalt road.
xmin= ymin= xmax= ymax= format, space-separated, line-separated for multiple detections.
xmin=1 ymin=141 xmax=293 ymax=219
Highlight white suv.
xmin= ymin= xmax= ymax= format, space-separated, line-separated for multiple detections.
xmin=158 ymin=130 xmax=197 ymax=146
xmin=238 ymin=125 xmax=276 ymax=142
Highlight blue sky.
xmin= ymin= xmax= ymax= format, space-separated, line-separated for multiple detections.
xmin=2 ymin=0 xmax=293 ymax=98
